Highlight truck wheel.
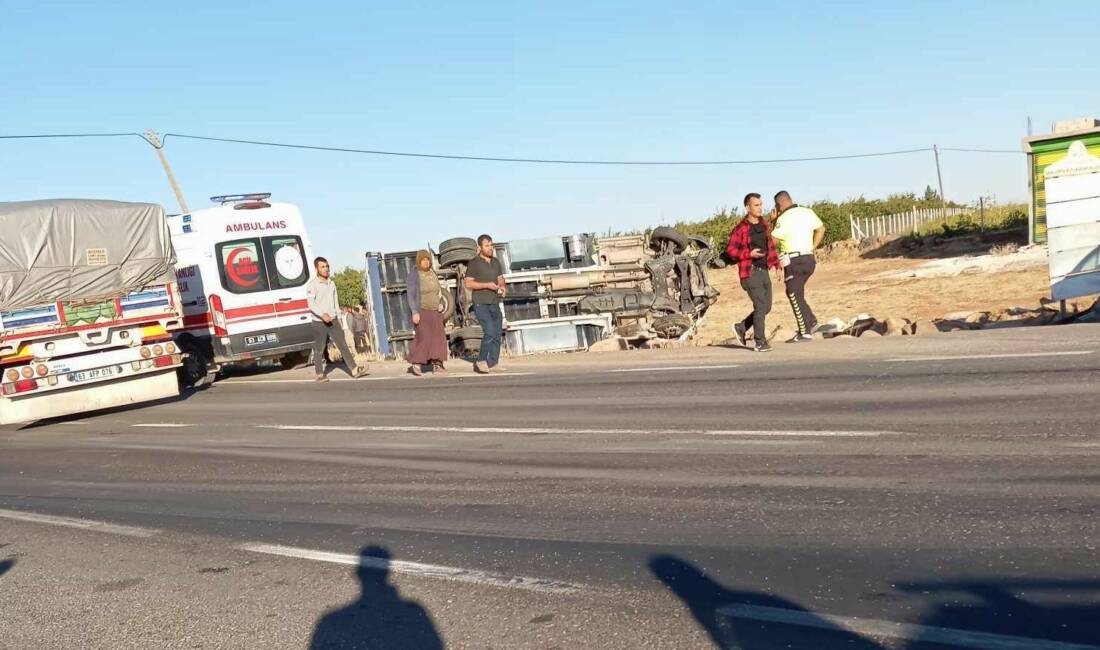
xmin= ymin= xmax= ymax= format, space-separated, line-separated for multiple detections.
xmin=439 ymin=248 xmax=476 ymax=268
xmin=651 ymin=313 xmax=693 ymax=339
xmin=439 ymin=237 xmax=478 ymax=254
xmin=449 ymin=325 xmax=483 ymax=359
xmin=649 ymin=227 xmax=688 ymax=253
xmin=177 ymin=342 xmax=210 ymax=388
xmin=687 ymin=235 xmax=711 ymax=250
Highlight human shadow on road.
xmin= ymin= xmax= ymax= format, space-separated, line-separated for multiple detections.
xmin=0 ymin=558 xmax=14 ymax=578
xmin=650 ymin=554 xmax=883 ymax=649
xmin=897 ymin=578 xmax=1100 ymax=647
xmin=309 ymin=546 xmax=443 ymax=650
xmin=651 ymin=554 xmax=1100 ymax=649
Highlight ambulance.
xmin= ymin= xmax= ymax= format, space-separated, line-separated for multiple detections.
xmin=166 ymin=194 xmax=316 ymax=386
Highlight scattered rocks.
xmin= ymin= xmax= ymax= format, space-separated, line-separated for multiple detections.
xmin=908 ymin=319 xmax=942 ymax=336
xmin=815 ymin=317 xmax=848 ymax=335
xmin=883 ymin=317 xmax=907 ymax=336
xmin=861 ymin=330 xmax=882 ymax=337
xmin=990 ymin=242 xmax=1020 ymax=256
xmin=588 ymin=337 xmax=626 ymax=353
xmin=847 ymin=316 xmax=878 ymax=337
xmin=943 ymin=311 xmax=976 ymax=321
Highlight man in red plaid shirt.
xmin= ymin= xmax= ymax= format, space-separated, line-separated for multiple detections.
xmin=726 ymin=193 xmax=780 ymax=351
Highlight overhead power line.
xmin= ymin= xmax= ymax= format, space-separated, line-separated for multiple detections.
xmin=1 ymin=131 xmax=1025 ymax=164
xmin=0 ymin=132 xmax=156 ymax=146
xmin=161 ymin=133 xmax=935 ymax=165
xmin=940 ymin=147 xmax=1022 ymax=154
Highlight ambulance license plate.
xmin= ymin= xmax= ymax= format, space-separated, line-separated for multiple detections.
xmin=72 ymin=366 xmax=119 ymax=382
xmin=244 ymin=333 xmax=279 ymax=347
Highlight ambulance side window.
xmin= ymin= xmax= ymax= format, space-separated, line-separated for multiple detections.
xmin=215 ymin=239 xmax=271 ymax=294
xmin=262 ymin=236 xmax=309 ymax=289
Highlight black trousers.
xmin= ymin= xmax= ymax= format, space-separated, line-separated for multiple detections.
xmin=783 ymin=255 xmax=818 ymax=335
xmin=739 ymin=266 xmax=772 ymax=342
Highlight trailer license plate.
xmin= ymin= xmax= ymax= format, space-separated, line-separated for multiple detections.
xmin=244 ymin=333 xmax=278 ymax=347
xmin=72 ymin=366 xmax=119 ymax=382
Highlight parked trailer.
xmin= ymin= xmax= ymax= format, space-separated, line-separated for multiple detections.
xmin=0 ymin=199 xmax=183 ymax=425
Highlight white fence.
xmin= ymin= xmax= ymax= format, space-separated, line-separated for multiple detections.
xmin=850 ymin=206 xmax=971 ymax=241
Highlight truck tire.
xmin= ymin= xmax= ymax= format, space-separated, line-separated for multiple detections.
xmin=439 ymin=247 xmax=476 ymax=268
xmin=449 ymin=325 xmax=483 ymax=357
xmin=651 ymin=313 xmax=693 ymax=339
xmin=687 ymin=235 xmax=711 ymax=249
xmin=649 ymin=227 xmax=688 ymax=253
xmin=177 ymin=339 xmax=213 ymax=388
xmin=439 ymin=237 xmax=478 ymax=254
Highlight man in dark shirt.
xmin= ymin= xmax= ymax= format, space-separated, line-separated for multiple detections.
xmin=726 ymin=193 xmax=780 ymax=352
xmin=463 ymin=234 xmax=506 ymax=373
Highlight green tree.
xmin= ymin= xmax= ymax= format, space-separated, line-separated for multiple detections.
xmin=333 ymin=267 xmax=364 ymax=308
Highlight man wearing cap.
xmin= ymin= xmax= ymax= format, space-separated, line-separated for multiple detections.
xmin=770 ymin=191 xmax=825 ymax=342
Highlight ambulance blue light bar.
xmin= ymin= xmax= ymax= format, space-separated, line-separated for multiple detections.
xmin=209 ymin=193 xmax=272 ymax=205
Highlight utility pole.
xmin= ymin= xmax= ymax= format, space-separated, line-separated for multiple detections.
xmin=933 ymin=144 xmax=947 ymax=218
xmin=146 ymin=129 xmax=189 ymax=214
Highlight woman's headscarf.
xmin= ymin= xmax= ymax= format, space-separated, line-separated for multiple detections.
xmin=416 ymin=249 xmax=433 ymax=270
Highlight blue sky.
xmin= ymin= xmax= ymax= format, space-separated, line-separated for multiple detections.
xmin=1 ymin=1 xmax=1096 ymax=269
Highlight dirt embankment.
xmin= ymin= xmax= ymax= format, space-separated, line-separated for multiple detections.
xmin=696 ymin=233 xmax=1080 ymax=346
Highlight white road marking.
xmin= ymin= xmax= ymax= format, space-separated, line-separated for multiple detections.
xmin=0 ymin=508 xmax=160 ymax=538
xmin=131 ymin=423 xmax=194 ymax=428
xmin=257 ymin=424 xmax=893 ymax=437
xmin=704 ymin=430 xmax=889 ymax=437
xmin=221 ymin=372 xmax=535 ymax=385
xmin=607 ymin=364 xmax=740 ymax=373
xmin=886 ymin=350 xmax=1094 ymax=363
xmin=718 ymin=603 xmax=1100 ymax=650
xmin=221 ymin=376 xmax=398 ymax=384
xmin=239 ymin=542 xmax=580 ymax=594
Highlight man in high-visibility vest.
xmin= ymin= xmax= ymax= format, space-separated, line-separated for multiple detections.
xmin=770 ymin=191 xmax=826 ymax=342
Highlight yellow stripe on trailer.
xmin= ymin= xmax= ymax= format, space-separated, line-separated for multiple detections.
xmin=141 ymin=324 xmax=169 ymax=340
xmin=0 ymin=343 xmax=34 ymax=361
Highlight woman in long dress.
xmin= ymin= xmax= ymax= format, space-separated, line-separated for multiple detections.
xmin=406 ymin=250 xmax=449 ymax=376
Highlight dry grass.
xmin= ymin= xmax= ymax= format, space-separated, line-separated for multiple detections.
xmin=697 ymin=252 xmax=1052 ymax=345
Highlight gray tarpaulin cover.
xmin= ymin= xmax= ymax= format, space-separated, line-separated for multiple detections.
xmin=0 ymin=199 xmax=176 ymax=312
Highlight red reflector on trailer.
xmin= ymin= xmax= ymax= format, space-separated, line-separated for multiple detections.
xmin=153 ymin=355 xmax=175 ymax=368
xmin=2 ymin=379 xmax=39 ymax=396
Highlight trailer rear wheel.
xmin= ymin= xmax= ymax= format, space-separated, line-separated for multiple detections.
xmin=178 ymin=340 xmax=212 ymax=388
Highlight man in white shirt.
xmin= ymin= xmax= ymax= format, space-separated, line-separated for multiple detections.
xmin=306 ymin=257 xmax=367 ymax=381
xmin=770 ymin=191 xmax=826 ymax=342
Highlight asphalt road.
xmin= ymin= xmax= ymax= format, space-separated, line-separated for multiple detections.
xmin=1 ymin=325 xmax=1099 ymax=649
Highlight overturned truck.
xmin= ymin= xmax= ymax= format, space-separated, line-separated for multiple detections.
xmin=363 ymin=227 xmax=719 ymax=359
